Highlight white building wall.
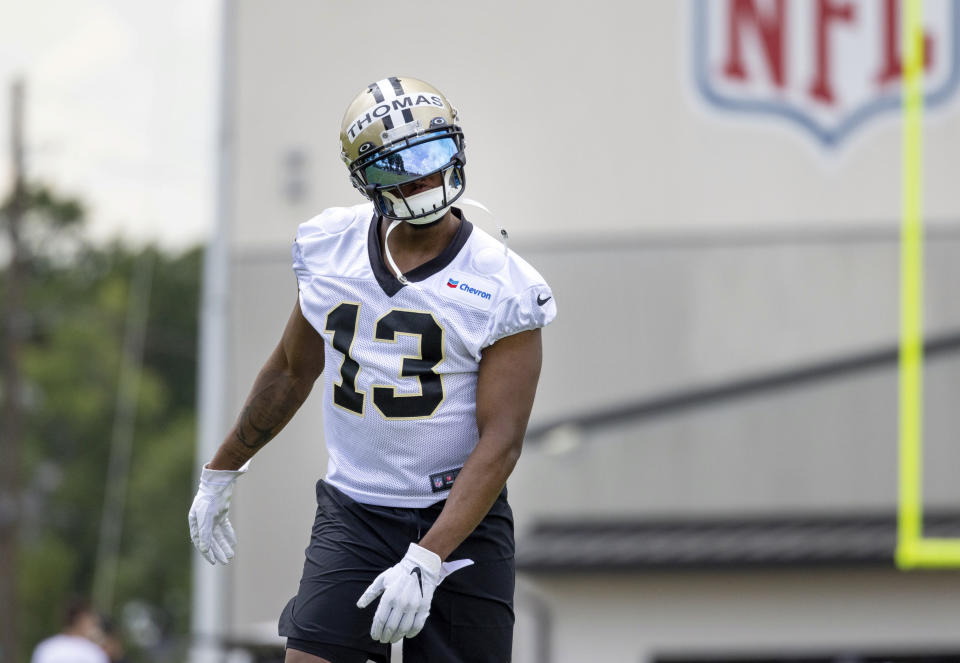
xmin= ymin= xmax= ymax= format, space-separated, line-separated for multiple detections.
xmin=226 ymin=0 xmax=960 ymax=253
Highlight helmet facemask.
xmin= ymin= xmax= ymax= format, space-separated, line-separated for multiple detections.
xmin=350 ymin=130 xmax=466 ymax=225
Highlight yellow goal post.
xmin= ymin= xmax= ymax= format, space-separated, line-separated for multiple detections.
xmin=895 ymin=0 xmax=960 ymax=570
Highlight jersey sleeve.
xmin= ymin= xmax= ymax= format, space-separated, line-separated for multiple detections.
xmin=291 ymin=204 xmax=369 ymax=283
xmin=480 ymin=257 xmax=557 ymax=350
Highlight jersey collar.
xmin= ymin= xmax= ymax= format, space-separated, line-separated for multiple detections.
xmin=367 ymin=207 xmax=474 ymax=297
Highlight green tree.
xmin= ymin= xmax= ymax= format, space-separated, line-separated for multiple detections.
xmin=2 ymin=185 xmax=201 ymax=662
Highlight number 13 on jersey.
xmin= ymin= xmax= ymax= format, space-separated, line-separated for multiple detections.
xmin=324 ymin=302 xmax=445 ymax=420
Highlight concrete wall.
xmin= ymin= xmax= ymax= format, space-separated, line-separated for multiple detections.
xmin=509 ymin=229 xmax=960 ymax=532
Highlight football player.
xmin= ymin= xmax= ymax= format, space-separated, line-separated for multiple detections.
xmin=189 ymin=76 xmax=556 ymax=662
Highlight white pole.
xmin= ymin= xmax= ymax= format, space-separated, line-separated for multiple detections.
xmin=190 ymin=0 xmax=236 ymax=661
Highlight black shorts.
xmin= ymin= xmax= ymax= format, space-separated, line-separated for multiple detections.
xmin=278 ymin=480 xmax=515 ymax=663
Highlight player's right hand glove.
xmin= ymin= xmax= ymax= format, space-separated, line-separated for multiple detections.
xmin=188 ymin=462 xmax=248 ymax=565
xmin=356 ymin=543 xmax=475 ymax=644
xmin=356 ymin=543 xmax=441 ymax=644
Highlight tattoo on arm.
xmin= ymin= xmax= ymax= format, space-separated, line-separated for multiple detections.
xmin=219 ymin=372 xmax=312 ymax=466
xmin=207 ymin=300 xmax=325 ymax=471
xmin=235 ymin=405 xmax=277 ymax=449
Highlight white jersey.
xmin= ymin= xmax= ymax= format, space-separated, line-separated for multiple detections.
xmin=293 ymin=202 xmax=556 ymax=507
xmin=31 ymin=635 xmax=108 ymax=663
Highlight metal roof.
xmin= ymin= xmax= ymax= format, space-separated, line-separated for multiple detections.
xmin=516 ymin=512 xmax=960 ymax=571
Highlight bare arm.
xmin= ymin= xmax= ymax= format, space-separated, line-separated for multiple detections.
xmin=208 ymin=299 xmax=325 ymax=470
xmin=417 ymin=328 xmax=542 ymax=560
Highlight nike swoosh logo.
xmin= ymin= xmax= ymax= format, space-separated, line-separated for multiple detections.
xmin=410 ymin=567 xmax=423 ymax=596
xmin=537 ymin=294 xmax=552 ymax=306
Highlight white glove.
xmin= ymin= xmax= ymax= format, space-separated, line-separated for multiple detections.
xmin=356 ymin=543 xmax=474 ymax=644
xmin=188 ymin=462 xmax=248 ymax=565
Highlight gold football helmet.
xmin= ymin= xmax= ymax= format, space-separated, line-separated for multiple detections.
xmin=340 ymin=77 xmax=465 ymax=224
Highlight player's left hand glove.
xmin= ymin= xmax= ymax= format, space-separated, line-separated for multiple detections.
xmin=356 ymin=543 xmax=473 ymax=644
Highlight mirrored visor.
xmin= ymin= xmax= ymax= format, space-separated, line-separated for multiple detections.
xmin=363 ymin=137 xmax=458 ymax=187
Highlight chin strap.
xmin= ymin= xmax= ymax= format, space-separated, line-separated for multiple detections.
xmin=383 ymin=218 xmax=410 ymax=285
xmin=459 ymin=198 xmax=509 ymax=256
xmin=382 ymin=198 xmax=509 ymax=287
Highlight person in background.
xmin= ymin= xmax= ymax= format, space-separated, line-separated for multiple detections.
xmin=30 ymin=598 xmax=108 ymax=663
xmin=99 ymin=618 xmax=128 ymax=663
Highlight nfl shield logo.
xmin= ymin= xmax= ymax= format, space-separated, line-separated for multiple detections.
xmin=434 ymin=477 xmax=444 ymax=489
xmin=693 ymin=0 xmax=960 ymax=146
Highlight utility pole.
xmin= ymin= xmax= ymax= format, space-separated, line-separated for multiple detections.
xmin=0 ymin=77 xmax=26 ymax=663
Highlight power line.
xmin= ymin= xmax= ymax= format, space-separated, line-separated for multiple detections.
xmin=93 ymin=252 xmax=155 ymax=615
